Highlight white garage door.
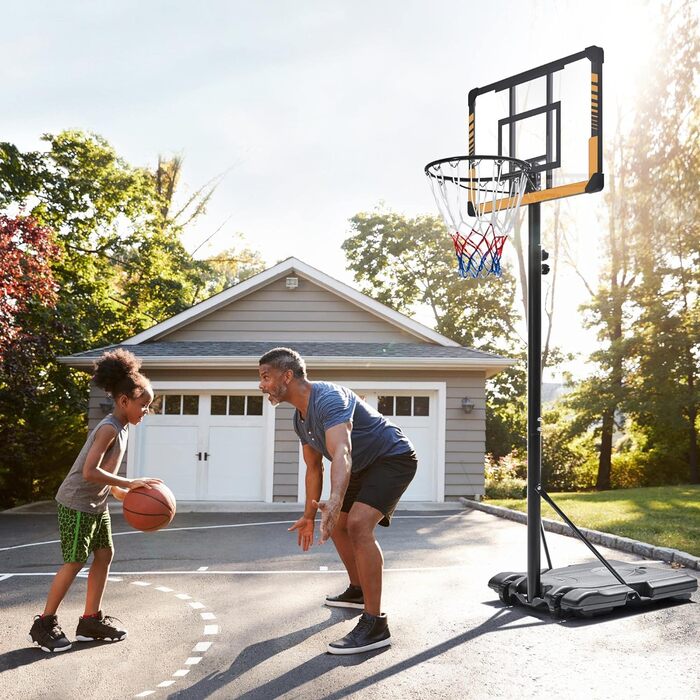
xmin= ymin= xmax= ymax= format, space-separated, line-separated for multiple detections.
xmin=130 ymin=392 xmax=272 ymax=501
xmin=297 ymin=390 xmax=439 ymax=503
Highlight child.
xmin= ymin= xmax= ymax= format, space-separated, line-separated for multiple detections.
xmin=29 ymin=349 xmax=162 ymax=653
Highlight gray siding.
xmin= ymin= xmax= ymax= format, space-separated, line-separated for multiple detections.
xmin=161 ymin=275 xmax=422 ymax=343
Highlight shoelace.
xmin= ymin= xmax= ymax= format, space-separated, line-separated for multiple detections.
xmin=101 ymin=615 xmax=123 ymax=628
xmin=46 ymin=620 xmax=64 ymax=640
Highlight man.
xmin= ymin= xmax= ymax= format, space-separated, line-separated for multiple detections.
xmin=258 ymin=347 xmax=417 ymax=654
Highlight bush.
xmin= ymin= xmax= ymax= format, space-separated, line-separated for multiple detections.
xmin=484 ymin=452 xmax=527 ymax=499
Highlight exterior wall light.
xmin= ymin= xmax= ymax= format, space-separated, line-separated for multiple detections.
xmin=461 ymin=397 xmax=475 ymax=414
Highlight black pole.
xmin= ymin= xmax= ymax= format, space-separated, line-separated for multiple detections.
xmin=527 ymin=202 xmax=542 ymax=603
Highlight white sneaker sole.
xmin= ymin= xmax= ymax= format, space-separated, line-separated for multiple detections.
xmin=324 ymin=600 xmax=365 ymax=609
xmin=327 ymin=637 xmax=391 ymax=655
xmin=28 ymin=635 xmax=72 ymax=653
xmin=75 ymin=631 xmax=127 ymax=642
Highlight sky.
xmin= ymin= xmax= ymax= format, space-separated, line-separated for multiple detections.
xmin=2 ymin=0 xmax=668 ymax=379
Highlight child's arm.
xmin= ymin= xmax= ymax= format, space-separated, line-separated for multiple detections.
xmin=83 ymin=425 xmax=162 ymax=490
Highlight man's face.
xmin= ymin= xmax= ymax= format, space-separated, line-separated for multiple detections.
xmin=258 ymin=364 xmax=291 ymax=406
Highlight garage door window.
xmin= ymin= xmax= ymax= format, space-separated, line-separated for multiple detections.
xmin=150 ymin=394 xmax=199 ymax=415
xmin=377 ymin=396 xmax=430 ymax=417
xmin=211 ymin=395 xmax=264 ymax=416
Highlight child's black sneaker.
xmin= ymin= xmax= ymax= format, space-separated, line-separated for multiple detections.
xmin=327 ymin=611 xmax=391 ymax=654
xmin=325 ymin=584 xmax=364 ymax=609
xmin=29 ymin=614 xmax=72 ymax=653
xmin=75 ymin=611 xmax=127 ymax=642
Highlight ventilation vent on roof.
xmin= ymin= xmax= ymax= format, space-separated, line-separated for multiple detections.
xmin=285 ymin=276 xmax=299 ymax=289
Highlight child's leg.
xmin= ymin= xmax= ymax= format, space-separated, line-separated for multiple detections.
xmin=84 ymin=547 xmax=113 ymax=616
xmin=44 ymin=562 xmax=83 ymax=615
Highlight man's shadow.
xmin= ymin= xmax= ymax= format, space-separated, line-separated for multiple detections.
xmin=170 ymin=607 xmax=370 ymax=699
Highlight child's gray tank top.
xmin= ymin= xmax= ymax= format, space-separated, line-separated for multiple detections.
xmin=55 ymin=414 xmax=128 ymax=514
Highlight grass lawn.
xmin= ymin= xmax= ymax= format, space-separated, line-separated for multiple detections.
xmin=486 ymin=485 xmax=700 ymax=557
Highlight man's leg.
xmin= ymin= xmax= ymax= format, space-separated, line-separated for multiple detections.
xmin=346 ymin=502 xmax=385 ymax=616
xmin=330 ymin=511 xmax=361 ymax=586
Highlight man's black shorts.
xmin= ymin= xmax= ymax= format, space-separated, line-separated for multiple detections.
xmin=341 ymin=450 xmax=418 ymax=527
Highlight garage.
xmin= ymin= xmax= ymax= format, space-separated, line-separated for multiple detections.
xmin=126 ymin=382 xmax=275 ymax=502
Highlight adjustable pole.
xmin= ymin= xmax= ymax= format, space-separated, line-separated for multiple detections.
xmin=527 ymin=202 xmax=542 ymax=602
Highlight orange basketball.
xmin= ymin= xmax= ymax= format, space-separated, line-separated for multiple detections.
xmin=123 ymin=483 xmax=176 ymax=532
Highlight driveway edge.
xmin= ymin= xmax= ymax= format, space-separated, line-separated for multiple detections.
xmin=459 ymin=497 xmax=700 ymax=571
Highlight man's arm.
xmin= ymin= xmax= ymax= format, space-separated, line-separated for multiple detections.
xmin=288 ymin=443 xmax=323 ymax=551
xmin=314 ymin=421 xmax=352 ymax=544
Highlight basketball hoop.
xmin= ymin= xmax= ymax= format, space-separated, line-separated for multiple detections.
xmin=425 ymin=155 xmax=530 ymax=278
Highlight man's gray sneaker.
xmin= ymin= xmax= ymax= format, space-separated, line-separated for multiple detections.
xmin=327 ymin=612 xmax=391 ymax=654
xmin=325 ymin=584 xmax=364 ymax=609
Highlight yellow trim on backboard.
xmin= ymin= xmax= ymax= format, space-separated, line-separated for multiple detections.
xmin=589 ymin=136 xmax=599 ymax=177
xmin=480 ymin=180 xmax=589 ymax=214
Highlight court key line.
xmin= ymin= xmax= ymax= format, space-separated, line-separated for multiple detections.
xmin=127 ymin=579 xmax=219 ymax=697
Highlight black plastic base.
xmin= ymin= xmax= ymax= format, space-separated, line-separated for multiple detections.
xmin=489 ymin=560 xmax=697 ymax=617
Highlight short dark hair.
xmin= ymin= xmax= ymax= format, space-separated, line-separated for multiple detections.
xmin=258 ymin=347 xmax=306 ymax=379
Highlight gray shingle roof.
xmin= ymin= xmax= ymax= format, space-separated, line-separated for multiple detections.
xmin=65 ymin=341 xmax=506 ymax=361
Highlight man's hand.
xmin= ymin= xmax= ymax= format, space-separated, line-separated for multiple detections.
xmin=312 ymin=497 xmax=342 ymax=544
xmin=288 ymin=516 xmax=315 ymax=551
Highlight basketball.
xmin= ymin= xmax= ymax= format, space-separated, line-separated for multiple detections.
xmin=123 ymin=483 xmax=176 ymax=532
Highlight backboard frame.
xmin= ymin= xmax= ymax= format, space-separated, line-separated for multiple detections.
xmin=468 ymin=45 xmax=603 ymax=207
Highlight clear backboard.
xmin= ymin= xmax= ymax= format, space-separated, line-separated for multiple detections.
xmin=468 ymin=46 xmax=603 ymax=206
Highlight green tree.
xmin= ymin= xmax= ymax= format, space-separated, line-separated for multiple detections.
xmin=0 ymin=131 xmax=262 ymax=506
xmin=624 ymin=1 xmax=700 ymax=484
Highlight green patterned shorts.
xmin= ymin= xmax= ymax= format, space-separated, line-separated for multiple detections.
xmin=57 ymin=503 xmax=113 ymax=563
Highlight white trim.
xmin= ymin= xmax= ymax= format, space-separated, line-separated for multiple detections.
xmin=128 ymin=381 xmax=275 ymax=503
xmin=119 ymin=257 xmax=459 ymax=347
xmin=295 ymin=381 xmax=446 ymax=503
xmin=62 ymin=355 xmax=513 ymax=378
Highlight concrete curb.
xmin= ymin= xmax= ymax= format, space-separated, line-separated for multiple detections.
xmin=460 ymin=497 xmax=700 ymax=571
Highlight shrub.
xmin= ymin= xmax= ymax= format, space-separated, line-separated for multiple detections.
xmin=485 ymin=452 xmax=527 ymax=499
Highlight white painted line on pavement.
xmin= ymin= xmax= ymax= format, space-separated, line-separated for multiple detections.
xmin=173 ymin=669 xmax=190 ymax=677
xmin=157 ymin=680 xmax=176 ymax=688
xmin=0 ymin=514 xmax=461 ymax=551
xmin=185 ymin=657 xmax=202 ymax=665
xmin=175 ymin=593 xmax=192 ymax=600
xmin=193 ymin=641 xmax=212 ymax=652
xmin=197 ymin=566 xmax=209 ymax=571
xmin=189 ymin=601 xmax=205 ymax=609
xmin=0 ymin=574 xmax=13 ymax=582
xmin=154 ymin=585 xmax=173 ymax=592
xmin=131 ymin=581 xmax=151 ymax=587
xmin=134 ymin=691 xmax=155 ymax=697
xmin=201 ymin=612 xmax=216 ymax=620
xmin=203 ymin=624 xmax=219 ymax=635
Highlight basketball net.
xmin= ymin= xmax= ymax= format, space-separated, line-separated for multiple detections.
xmin=425 ymin=156 xmax=530 ymax=278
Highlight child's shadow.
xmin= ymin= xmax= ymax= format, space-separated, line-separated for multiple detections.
xmin=0 ymin=640 xmax=111 ymax=671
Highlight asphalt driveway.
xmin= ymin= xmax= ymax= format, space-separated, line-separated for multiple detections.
xmin=1 ymin=506 xmax=698 ymax=699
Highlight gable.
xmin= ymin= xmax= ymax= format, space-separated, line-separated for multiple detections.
xmin=161 ymin=274 xmax=426 ymax=344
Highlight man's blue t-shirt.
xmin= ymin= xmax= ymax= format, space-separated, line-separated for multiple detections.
xmin=293 ymin=381 xmax=413 ymax=472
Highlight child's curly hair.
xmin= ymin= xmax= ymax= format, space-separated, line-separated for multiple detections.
xmin=92 ymin=349 xmax=150 ymax=399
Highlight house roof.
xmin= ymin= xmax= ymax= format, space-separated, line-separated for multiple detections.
xmin=58 ymin=257 xmax=515 ymax=377
xmin=60 ymin=341 xmax=513 ymax=377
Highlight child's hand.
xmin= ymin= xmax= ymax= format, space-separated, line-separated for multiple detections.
xmin=110 ymin=486 xmax=128 ymax=501
xmin=128 ymin=477 xmax=164 ymax=490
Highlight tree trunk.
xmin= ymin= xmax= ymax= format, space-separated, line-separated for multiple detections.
xmin=596 ymin=408 xmax=614 ymax=490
